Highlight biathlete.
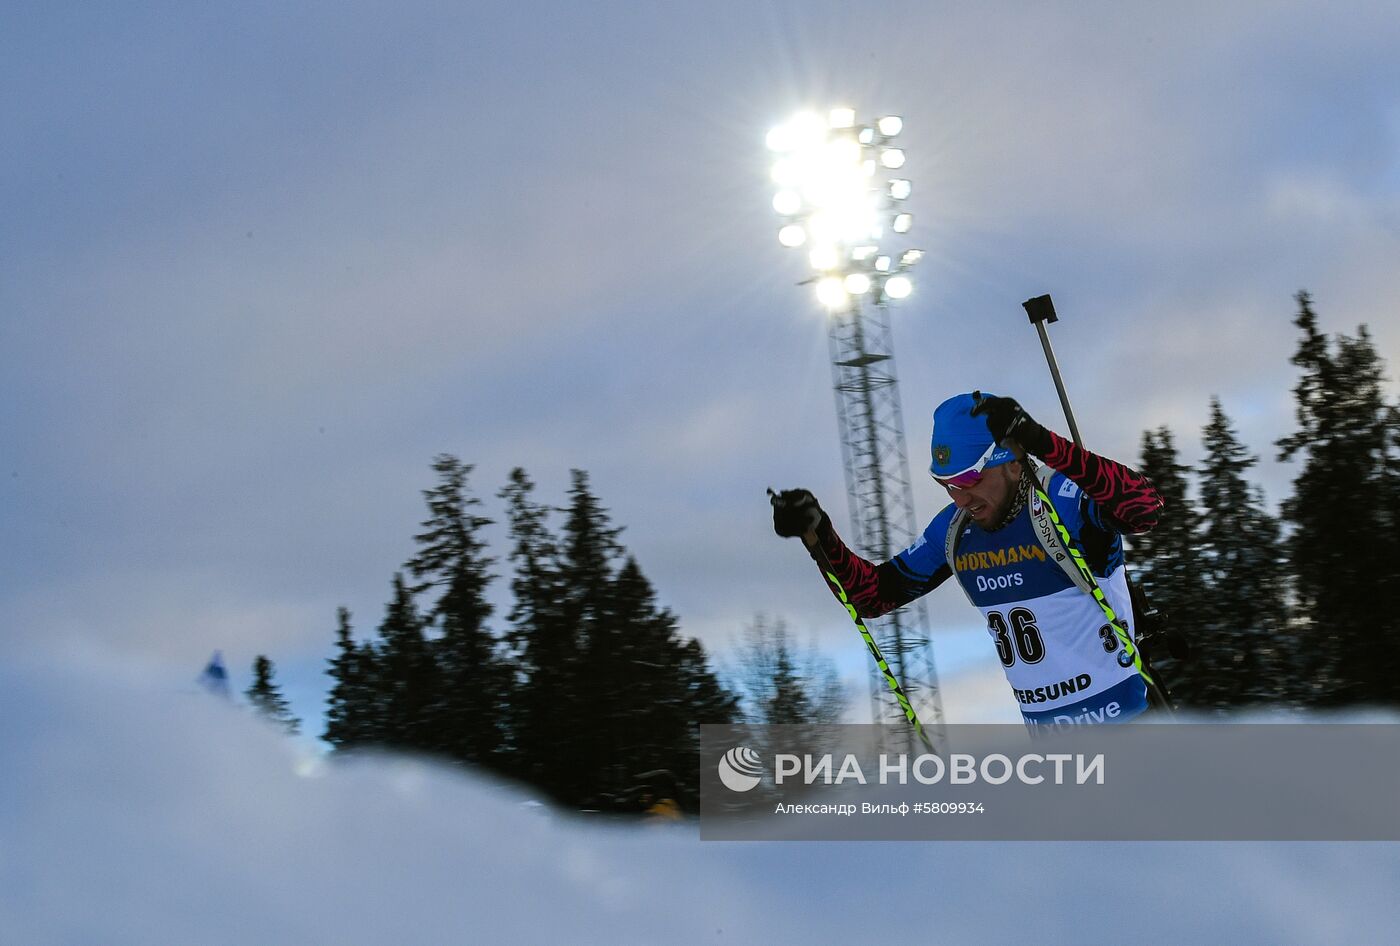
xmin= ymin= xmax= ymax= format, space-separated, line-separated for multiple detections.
xmin=773 ymin=392 xmax=1167 ymax=729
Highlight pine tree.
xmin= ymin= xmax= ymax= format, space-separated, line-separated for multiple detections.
xmin=669 ymin=637 xmax=740 ymax=808
xmin=321 ymin=463 xmax=738 ymax=808
xmin=407 ymin=455 xmax=507 ymax=768
xmin=324 ymin=607 xmax=381 ymax=748
xmin=499 ymin=467 xmax=575 ymax=797
xmin=599 ymin=557 xmax=739 ymax=805
xmin=373 ymin=572 xmax=438 ymax=751
xmin=1386 ymin=400 xmax=1400 ymax=606
xmin=594 ymin=557 xmax=661 ymax=793
xmin=557 ymin=470 xmax=625 ymax=804
xmin=1130 ymin=426 xmax=1208 ymax=692
xmin=1276 ymin=291 xmax=1400 ymax=705
xmin=1193 ymin=399 xmax=1292 ymax=706
xmin=246 ymin=655 xmax=301 ymax=734
xmin=498 ymin=468 xmax=737 ymax=808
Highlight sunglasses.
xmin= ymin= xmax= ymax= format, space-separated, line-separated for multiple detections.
xmin=931 ymin=442 xmax=998 ymax=491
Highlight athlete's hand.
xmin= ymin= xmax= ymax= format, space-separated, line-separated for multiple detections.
xmin=971 ymin=393 xmax=1052 ymax=456
xmin=769 ymin=488 xmax=826 ymax=540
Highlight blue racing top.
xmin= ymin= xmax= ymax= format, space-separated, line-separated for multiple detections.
xmin=805 ymin=428 xmax=1163 ymax=728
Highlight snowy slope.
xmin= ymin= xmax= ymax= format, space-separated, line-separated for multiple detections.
xmin=2 ymin=654 xmax=1397 ymax=945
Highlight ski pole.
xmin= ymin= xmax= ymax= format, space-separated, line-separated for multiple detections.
xmin=1022 ymin=295 xmax=1084 ymax=446
xmin=768 ymin=489 xmax=937 ymax=754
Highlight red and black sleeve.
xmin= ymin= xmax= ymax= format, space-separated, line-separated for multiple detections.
xmin=1040 ymin=430 xmax=1163 ymax=534
xmin=805 ymin=517 xmax=947 ymax=619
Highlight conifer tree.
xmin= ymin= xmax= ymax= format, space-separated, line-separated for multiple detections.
xmin=598 ymin=557 xmax=738 ymax=801
xmin=1276 ymin=291 xmax=1400 ymax=704
xmin=324 ymin=607 xmax=381 ymax=748
xmin=374 ymin=572 xmax=437 ymax=751
xmin=669 ymin=637 xmax=740 ymax=806
xmin=498 ymin=469 xmax=737 ymax=807
xmin=323 ymin=463 xmax=738 ymax=808
xmin=499 ymin=467 xmax=575 ymax=797
xmin=1192 ymin=399 xmax=1291 ymax=706
xmin=557 ymin=470 xmax=625 ymax=803
xmin=407 ymin=455 xmax=507 ymax=767
xmin=675 ymin=638 xmax=740 ymax=733
xmin=246 ymin=655 xmax=301 ymax=734
xmin=1130 ymin=426 xmax=1208 ymax=670
xmin=594 ymin=556 xmax=660 ymax=792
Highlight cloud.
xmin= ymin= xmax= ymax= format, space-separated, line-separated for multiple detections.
xmin=4 ymin=0 xmax=1400 ymax=737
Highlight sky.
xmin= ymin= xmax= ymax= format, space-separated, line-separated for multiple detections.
xmin=5 ymin=654 xmax=1400 ymax=944
xmin=4 ymin=1 xmax=1400 ymax=735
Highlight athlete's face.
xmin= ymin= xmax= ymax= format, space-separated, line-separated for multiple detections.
xmin=946 ymin=461 xmax=1022 ymax=526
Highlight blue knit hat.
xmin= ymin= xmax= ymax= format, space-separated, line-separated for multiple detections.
xmin=929 ymin=392 xmax=1015 ymax=479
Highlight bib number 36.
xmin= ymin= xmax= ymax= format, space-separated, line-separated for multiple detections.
xmin=988 ymin=607 xmax=1045 ymax=667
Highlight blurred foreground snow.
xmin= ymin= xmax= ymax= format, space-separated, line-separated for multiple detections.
xmin=2 ymin=654 xmax=1397 ymax=945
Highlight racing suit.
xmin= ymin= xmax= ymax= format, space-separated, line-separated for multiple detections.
xmin=807 ymin=430 xmax=1163 ymax=727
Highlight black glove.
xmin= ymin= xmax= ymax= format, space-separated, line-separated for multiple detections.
xmin=769 ymin=488 xmax=826 ymax=538
xmin=970 ymin=392 xmax=1053 ymax=456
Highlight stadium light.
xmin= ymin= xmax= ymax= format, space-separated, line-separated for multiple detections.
xmin=778 ymin=225 xmax=807 ymax=247
xmin=767 ymin=106 xmax=923 ymax=310
xmin=772 ymin=191 xmax=802 ymax=216
xmin=815 ymin=276 xmax=849 ymax=308
xmin=884 ymin=275 xmax=912 ymax=300
xmin=880 ymin=148 xmax=906 ymax=169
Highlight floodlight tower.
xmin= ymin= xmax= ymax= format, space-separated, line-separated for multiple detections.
xmin=767 ymin=108 xmax=945 ymax=740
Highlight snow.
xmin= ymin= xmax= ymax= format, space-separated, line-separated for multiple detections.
xmin=3 ymin=653 xmax=1397 ymax=944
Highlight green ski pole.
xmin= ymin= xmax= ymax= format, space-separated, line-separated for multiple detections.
xmin=769 ymin=489 xmax=937 ymax=754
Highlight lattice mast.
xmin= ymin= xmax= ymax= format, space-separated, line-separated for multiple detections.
xmin=829 ymin=297 xmax=945 ymax=739
xmin=766 ymin=107 xmax=945 ymax=741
